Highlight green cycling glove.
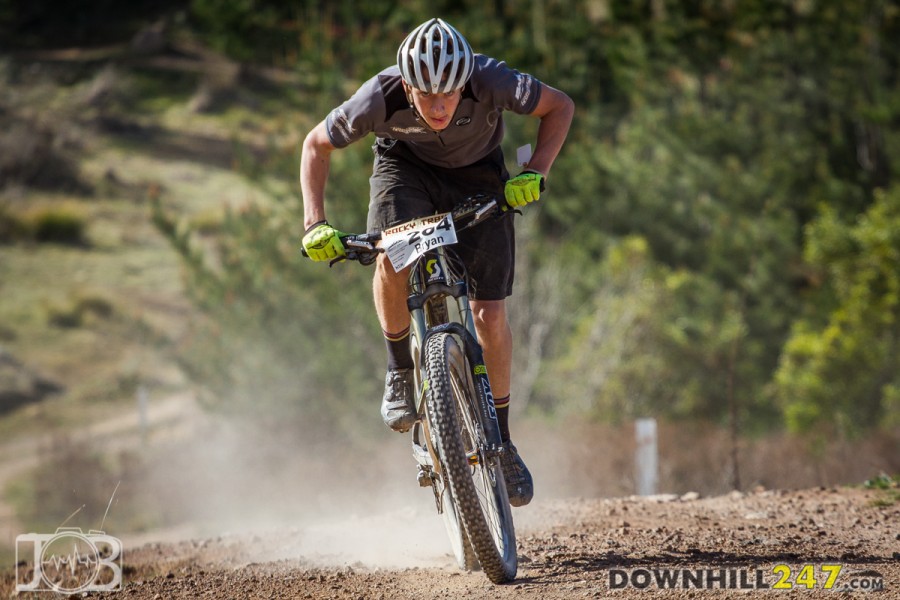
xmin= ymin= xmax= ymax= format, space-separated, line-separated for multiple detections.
xmin=302 ymin=221 xmax=346 ymax=262
xmin=504 ymin=170 xmax=545 ymax=208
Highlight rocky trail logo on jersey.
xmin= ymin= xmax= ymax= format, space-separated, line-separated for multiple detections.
xmin=391 ymin=125 xmax=427 ymax=135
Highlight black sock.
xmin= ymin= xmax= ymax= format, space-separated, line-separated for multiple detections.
xmin=495 ymin=395 xmax=511 ymax=443
xmin=384 ymin=327 xmax=413 ymax=370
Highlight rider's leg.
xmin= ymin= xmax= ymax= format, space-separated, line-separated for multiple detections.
xmin=374 ymin=254 xmax=413 ymax=368
xmin=470 ymin=297 xmax=533 ymax=507
xmin=469 ymin=298 xmax=512 ymax=402
xmin=367 ymin=141 xmax=437 ymax=432
xmin=374 ymin=254 xmax=417 ymax=432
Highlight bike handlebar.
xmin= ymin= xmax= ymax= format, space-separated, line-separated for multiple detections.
xmin=303 ymin=194 xmax=513 ymax=266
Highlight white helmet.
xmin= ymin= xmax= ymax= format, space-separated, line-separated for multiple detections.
xmin=397 ymin=18 xmax=475 ymax=94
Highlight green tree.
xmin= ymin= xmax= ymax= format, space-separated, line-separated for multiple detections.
xmin=775 ymin=186 xmax=900 ymax=434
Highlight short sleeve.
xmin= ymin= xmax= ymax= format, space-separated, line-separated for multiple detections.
xmin=470 ymin=56 xmax=543 ymax=115
xmin=324 ymin=76 xmax=386 ymax=148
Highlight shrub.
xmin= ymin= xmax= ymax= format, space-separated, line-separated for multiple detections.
xmin=30 ymin=205 xmax=87 ymax=246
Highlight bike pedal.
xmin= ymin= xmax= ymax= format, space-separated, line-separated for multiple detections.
xmin=467 ymin=452 xmax=480 ymax=466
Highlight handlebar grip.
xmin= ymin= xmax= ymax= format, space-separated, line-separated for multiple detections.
xmin=301 ymin=235 xmax=381 ymax=265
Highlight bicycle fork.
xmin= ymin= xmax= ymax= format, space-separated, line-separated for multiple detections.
xmin=408 ymin=248 xmax=504 ymax=511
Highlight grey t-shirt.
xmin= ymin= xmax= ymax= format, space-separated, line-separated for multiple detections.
xmin=325 ymin=55 xmax=542 ymax=169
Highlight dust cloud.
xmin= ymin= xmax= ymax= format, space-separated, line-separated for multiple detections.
xmin=117 ymin=401 xmax=463 ymax=569
xmin=111 ymin=395 xmax=621 ymax=570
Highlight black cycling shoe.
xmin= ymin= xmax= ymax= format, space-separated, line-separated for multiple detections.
xmin=381 ymin=368 xmax=417 ymax=432
xmin=499 ymin=441 xmax=534 ymax=507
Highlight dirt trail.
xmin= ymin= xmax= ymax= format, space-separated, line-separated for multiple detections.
xmin=3 ymin=485 xmax=896 ymax=599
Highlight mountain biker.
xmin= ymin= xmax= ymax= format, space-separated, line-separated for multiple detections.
xmin=300 ymin=18 xmax=574 ymax=507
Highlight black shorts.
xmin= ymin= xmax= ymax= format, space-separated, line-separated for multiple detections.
xmin=367 ymin=139 xmax=514 ymax=300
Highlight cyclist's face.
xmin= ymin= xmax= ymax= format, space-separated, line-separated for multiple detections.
xmin=405 ymin=84 xmax=461 ymax=131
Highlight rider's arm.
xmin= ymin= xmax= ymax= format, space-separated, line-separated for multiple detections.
xmin=522 ymin=84 xmax=574 ymax=179
xmin=301 ymin=120 xmax=338 ymax=230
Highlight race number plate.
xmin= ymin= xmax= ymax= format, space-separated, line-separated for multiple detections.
xmin=382 ymin=213 xmax=457 ymax=272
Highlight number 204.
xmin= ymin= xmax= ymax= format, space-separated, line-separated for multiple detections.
xmin=408 ymin=217 xmax=453 ymax=246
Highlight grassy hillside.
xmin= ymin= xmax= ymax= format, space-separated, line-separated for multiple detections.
xmin=1 ymin=42 xmax=315 ymax=423
xmin=0 ymin=42 xmax=328 ymax=561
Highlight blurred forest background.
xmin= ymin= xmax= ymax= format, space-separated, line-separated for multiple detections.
xmin=1 ymin=0 xmax=899 ymax=551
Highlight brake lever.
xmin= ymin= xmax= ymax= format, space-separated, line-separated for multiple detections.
xmin=474 ymin=200 xmax=498 ymax=221
xmin=345 ymin=238 xmax=377 ymax=252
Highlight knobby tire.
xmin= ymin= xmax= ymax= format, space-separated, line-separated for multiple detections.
xmin=423 ymin=332 xmax=517 ymax=584
xmin=412 ymin=330 xmax=479 ymax=571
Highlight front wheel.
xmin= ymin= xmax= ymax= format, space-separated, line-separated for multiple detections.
xmin=412 ymin=328 xmax=478 ymax=571
xmin=423 ymin=332 xmax=517 ymax=584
